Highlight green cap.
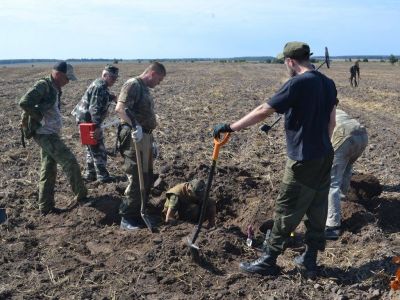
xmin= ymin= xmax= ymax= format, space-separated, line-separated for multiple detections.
xmin=277 ymin=41 xmax=313 ymax=60
xmin=104 ymin=65 xmax=119 ymax=77
xmin=189 ymin=179 xmax=205 ymax=197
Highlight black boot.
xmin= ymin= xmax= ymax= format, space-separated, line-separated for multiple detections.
xmin=294 ymin=245 xmax=318 ymax=278
xmin=239 ymin=248 xmax=280 ymax=276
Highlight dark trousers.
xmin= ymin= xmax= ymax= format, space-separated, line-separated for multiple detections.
xmin=118 ymin=126 xmax=153 ymax=219
xmin=268 ymin=154 xmax=333 ymax=253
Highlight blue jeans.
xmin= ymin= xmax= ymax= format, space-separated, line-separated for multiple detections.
xmin=326 ymin=131 xmax=368 ymax=227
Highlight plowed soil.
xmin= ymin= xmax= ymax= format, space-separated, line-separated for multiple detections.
xmin=0 ymin=62 xmax=399 ymax=299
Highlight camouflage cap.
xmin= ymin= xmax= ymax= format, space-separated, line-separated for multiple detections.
xmin=277 ymin=41 xmax=313 ymax=60
xmin=53 ymin=61 xmax=77 ymax=81
xmin=104 ymin=65 xmax=119 ymax=77
xmin=189 ymin=179 xmax=205 ymax=197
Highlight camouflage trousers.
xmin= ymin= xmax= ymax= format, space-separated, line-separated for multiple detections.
xmin=118 ymin=125 xmax=154 ymax=219
xmin=33 ymin=133 xmax=87 ymax=212
xmin=85 ymin=136 xmax=109 ymax=180
xmin=267 ymin=154 xmax=333 ymax=253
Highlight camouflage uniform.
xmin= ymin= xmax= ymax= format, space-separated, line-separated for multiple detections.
xmin=72 ymin=77 xmax=115 ymax=180
xmin=118 ymin=78 xmax=157 ymax=219
xmin=349 ymin=63 xmax=360 ymax=87
xmin=327 ymin=109 xmax=368 ymax=227
xmin=19 ymin=76 xmax=87 ymax=213
xmin=163 ymin=181 xmax=215 ymax=222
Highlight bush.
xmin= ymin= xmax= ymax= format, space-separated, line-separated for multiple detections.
xmin=389 ymin=54 xmax=398 ymax=65
xmin=362 ymin=58 xmax=369 ymax=62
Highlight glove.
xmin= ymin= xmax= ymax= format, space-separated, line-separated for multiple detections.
xmin=131 ymin=125 xmax=143 ymax=143
xmin=213 ymin=123 xmax=233 ymax=138
xmin=152 ymin=142 xmax=159 ymax=159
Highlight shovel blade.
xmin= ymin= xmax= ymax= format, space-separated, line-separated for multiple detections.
xmin=141 ymin=212 xmax=154 ymax=233
xmin=186 ymin=237 xmax=201 ymax=262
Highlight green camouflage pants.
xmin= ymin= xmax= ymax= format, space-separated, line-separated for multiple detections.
xmin=268 ymin=154 xmax=333 ymax=253
xmin=85 ymin=135 xmax=109 ymax=179
xmin=33 ymin=134 xmax=87 ymax=212
xmin=118 ymin=125 xmax=153 ymax=219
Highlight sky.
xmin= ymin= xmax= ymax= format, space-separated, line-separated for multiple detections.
xmin=0 ymin=0 xmax=399 ymax=59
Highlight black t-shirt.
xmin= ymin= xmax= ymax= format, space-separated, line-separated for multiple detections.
xmin=268 ymin=71 xmax=337 ymax=161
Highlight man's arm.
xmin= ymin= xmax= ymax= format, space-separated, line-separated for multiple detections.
xmin=19 ymin=80 xmax=48 ymax=121
xmin=115 ymin=101 xmax=132 ymax=126
xmin=230 ymin=103 xmax=276 ymax=131
xmin=88 ymin=87 xmax=107 ymax=126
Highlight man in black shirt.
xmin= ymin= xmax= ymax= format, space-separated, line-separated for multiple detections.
xmin=213 ymin=42 xmax=337 ymax=277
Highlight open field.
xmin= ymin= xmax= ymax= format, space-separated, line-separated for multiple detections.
xmin=0 ymin=61 xmax=399 ymax=299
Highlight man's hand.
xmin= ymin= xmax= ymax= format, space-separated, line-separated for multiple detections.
xmin=131 ymin=125 xmax=143 ymax=143
xmin=213 ymin=123 xmax=233 ymax=138
xmin=109 ymin=93 xmax=117 ymax=102
xmin=92 ymin=128 xmax=102 ymax=140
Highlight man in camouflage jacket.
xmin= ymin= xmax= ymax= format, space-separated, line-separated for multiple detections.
xmin=163 ymin=179 xmax=216 ymax=228
xmin=19 ymin=62 xmax=87 ymax=215
xmin=72 ymin=65 xmax=119 ymax=182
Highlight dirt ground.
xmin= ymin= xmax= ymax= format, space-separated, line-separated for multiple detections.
xmin=0 ymin=61 xmax=399 ymax=299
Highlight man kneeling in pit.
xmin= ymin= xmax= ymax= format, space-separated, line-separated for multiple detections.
xmin=163 ymin=179 xmax=216 ymax=228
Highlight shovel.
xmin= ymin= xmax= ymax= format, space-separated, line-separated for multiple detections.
xmin=187 ymin=132 xmax=230 ymax=261
xmin=125 ymin=108 xmax=154 ymax=233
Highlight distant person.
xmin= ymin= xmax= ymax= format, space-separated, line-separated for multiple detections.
xmin=349 ymin=61 xmax=360 ymax=87
xmin=325 ymin=109 xmax=368 ymax=240
xmin=19 ymin=62 xmax=87 ymax=215
xmin=115 ymin=62 xmax=166 ymax=230
xmin=213 ymin=41 xmax=337 ymax=278
xmin=163 ymin=179 xmax=216 ymax=228
xmin=72 ymin=65 xmax=119 ymax=183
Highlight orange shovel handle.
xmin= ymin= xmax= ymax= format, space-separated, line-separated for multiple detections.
xmin=212 ymin=133 xmax=231 ymax=160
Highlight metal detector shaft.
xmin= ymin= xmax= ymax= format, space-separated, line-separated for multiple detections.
xmin=316 ymin=46 xmax=330 ymax=71
xmin=260 ymin=115 xmax=282 ymax=134
xmin=125 ymin=108 xmax=153 ymax=232
xmin=315 ymin=61 xmax=326 ymax=71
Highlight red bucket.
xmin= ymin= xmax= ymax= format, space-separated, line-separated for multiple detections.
xmin=79 ymin=123 xmax=97 ymax=145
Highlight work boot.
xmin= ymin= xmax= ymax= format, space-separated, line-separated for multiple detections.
xmin=97 ymin=175 xmax=116 ymax=183
xmin=120 ymin=217 xmax=144 ymax=231
xmin=239 ymin=248 xmax=280 ymax=276
xmin=294 ymin=245 xmax=318 ymax=279
xmin=40 ymin=207 xmax=64 ymax=216
xmin=83 ymin=172 xmax=97 ymax=182
xmin=325 ymin=226 xmax=341 ymax=240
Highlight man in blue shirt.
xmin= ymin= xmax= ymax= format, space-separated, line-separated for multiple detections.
xmin=213 ymin=42 xmax=337 ymax=277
